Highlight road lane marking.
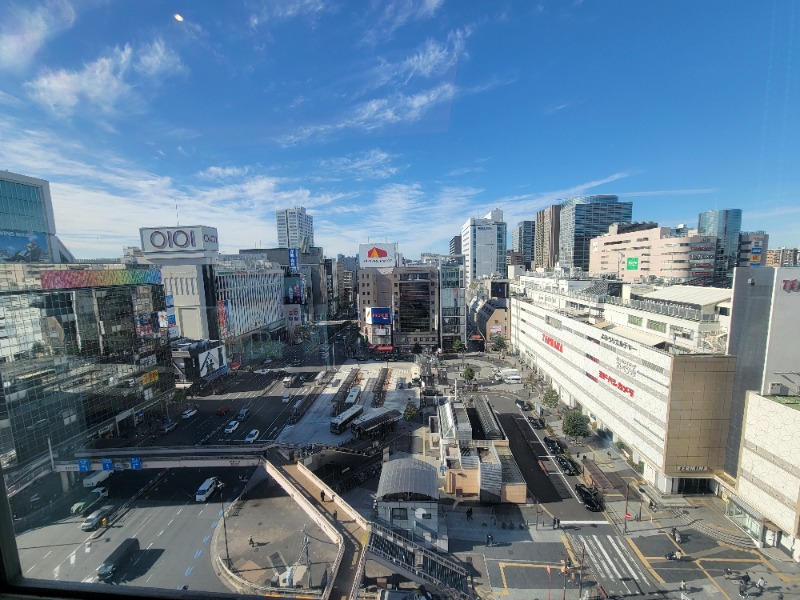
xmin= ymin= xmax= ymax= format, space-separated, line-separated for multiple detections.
xmin=203 ymin=535 xmax=210 ymax=543
xmin=43 ymin=550 xmax=52 ymax=559
xmin=184 ymin=566 xmax=193 ymax=576
xmin=158 ymin=529 xmax=165 ymax=536
xmin=194 ymin=550 xmax=203 ymax=559
xmin=69 ymin=552 xmax=76 ymax=565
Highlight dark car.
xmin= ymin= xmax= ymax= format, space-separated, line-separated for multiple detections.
xmin=575 ymin=484 xmax=604 ymax=512
xmin=527 ymin=416 xmax=544 ymax=429
xmin=544 ymin=436 xmax=563 ymax=454
xmin=216 ymin=405 xmax=231 ymax=416
xmin=556 ymin=455 xmax=578 ymax=476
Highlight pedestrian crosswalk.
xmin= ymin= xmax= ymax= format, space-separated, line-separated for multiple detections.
xmin=575 ymin=534 xmax=653 ymax=596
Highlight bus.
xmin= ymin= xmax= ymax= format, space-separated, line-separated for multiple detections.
xmin=330 ymin=405 xmax=363 ymax=434
xmin=282 ymin=375 xmax=299 ymax=388
xmin=313 ymin=370 xmax=327 ymax=386
xmin=344 ymin=386 xmax=361 ymax=408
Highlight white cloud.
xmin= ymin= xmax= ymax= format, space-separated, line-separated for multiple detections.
xmin=0 ymin=90 xmax=23 ymax=107
xmin=447 ymin=165 xmax=485 ymax=177
xmin=25 ymin=39 xmax=184 ymax=117
xmin=320 ymin=149 xmax=399 ymax=180
xmin=616 ymin=188 xmax=717 ymax=198
xmin=26 ymin=44 xmax=134 ymax=116
xmin=364 ymin=0 xmax=445 ymax=43
xmin=196 ymin=165 xmax=250 ymax=180
xmin=249 ymin=0 xmax=328 ymax=29
xmin=279 ymin=82 xmax=457 ymax=145
xmin=134 ymin=39 xmax=186 ymax=77
xmin=0 ymin=0 xmax=76 ymax=71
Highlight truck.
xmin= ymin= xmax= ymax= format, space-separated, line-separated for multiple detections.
xmin=82 ymin=470 xmax=112 ymax=488
xmin=70 ymin=486 xmax=109 ymax=516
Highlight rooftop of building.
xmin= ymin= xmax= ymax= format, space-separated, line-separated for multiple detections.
xmin=762 ymin=394 xmax=800 ymax=411
xmin=636 ymin=285 xmax=732 ymax=307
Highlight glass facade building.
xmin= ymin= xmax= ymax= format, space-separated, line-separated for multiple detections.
xmin=512 ymin=221 xmax=535 ymax=270
xmin=275 ymin=206 xmax=314 ymax=250
xmin=558 ymin=195 xmax=633 ymax=271
xmin=698 ymin=209 xmax=743 ymax=280
xmin=0 ymin=171 xmax=74 ymax=264
xmin=0 ymin=264 xmax=174 ymax=472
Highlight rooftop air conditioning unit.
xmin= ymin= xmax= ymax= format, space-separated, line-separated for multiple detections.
xmin=769 ymin=382 xmax=788 ymax=396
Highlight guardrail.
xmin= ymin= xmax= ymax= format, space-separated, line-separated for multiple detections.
xmin=265 ymin=461 xmax=344 ymax=600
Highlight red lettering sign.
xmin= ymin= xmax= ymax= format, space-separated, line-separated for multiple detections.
xmin=541 ymin=333 xmax=563 ymax=353
xmin=782 ymin=279 xmax=800 ymax=292
xmin=598 ymin=370 xmax=634 ymax=398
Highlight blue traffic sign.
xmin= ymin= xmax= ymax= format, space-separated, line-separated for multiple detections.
xmin=78 ymin=458 xmax=91 ymax=473
xmin=102 ymin=458 xmax=114 ymax=471
xmin=130 ymin=457 xmax=142 ymax=471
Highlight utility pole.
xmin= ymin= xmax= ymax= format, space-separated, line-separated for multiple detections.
xmin=578 ymin=543 xmax=585 ymax=600
xmin=220 ymin=487 xmax=230 ymax=567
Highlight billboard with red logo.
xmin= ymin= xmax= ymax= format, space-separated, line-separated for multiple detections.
xmin=368 ymin=307 xmax=392 ymax=325
xmin=359 ymin=243 xmax=397 ymax=268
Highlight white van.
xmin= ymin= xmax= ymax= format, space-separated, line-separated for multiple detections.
xmin=195 ymin=477 xmax=219 ymax=502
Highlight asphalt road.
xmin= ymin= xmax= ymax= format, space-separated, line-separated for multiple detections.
xmin=17 ymin=467 xmax=251 ymax=591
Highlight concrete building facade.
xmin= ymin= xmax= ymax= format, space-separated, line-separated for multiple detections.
xmin=275 ymin=206 xmax=314 ymax=250
xmin=461 ymin=209 xmax=507 ymax=286
xmin=510 ymin=283 xmax=735 ymax=494
xmin=766 ymin=247 xmax=799 ymax=267
xmin=533 ymin=205 xmax=561 ymax=270
xmin=737 ymin=231 xmax=769 ymax=268
xmin=588 ymin=226 xmax=718 ymax=282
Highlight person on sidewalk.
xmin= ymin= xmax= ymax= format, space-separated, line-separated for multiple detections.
xmin=756 ymin=577 xmax=765 ymax=591
xmin=742 ymin=573 xmax=751 ymax=587
xmin=680 ymin=580 xmax=687 ymax=591
xmin=320 ymin=490 xmax=325 ymax=502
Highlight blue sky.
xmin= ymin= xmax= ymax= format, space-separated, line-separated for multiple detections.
xmin=0 ymin=0 xmax=797 ymax=258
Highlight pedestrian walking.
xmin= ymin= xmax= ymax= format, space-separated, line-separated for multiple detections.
xmin=680 ymin=580 xmax=687 ymax=591
xmin=248 ymin=535 xmax=254 ymax=547
xmin=739 ymin=584 xmax=749 ymax=599
xmin=320 ymin=490 xmax=325 ymax=502
xmin=742 ymin=573 xmax=751 ymax=587
xmin=756 ymin=577 xmax=765 ymax=591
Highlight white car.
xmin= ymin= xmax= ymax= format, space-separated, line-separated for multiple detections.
xmin=244 ymin=429 xmax=260 ymax=443
xmin=224 ymin=420 xmax=239 ymax=434
xmin=181 ymin=408 xmax=198 ymax=419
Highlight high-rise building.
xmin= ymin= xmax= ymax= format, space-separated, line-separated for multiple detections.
xmin=275 ymin=206 xmax=314 ymax=250
xmin=765 ymin=247 xmax=799 ymax=267
xmin=512 ymin=221 xmax=535 ymax=269
xmin=449 ymin=235 xmax=462 ymax=255
xmin=533 ymin=205 xmax=561 ymax=270
xmin=357 ymin=264 xmax=439 ymax=352
xmin=0 ymin=263 xmax=174 ymax=470
xmin=737 ymin=231 xmax=769 ymax=267
xmin=0 ymin=171 xmax=74 ymax=263
xmin=461 ymin=209 xmax=507 ymax=286
xmin=697 ymin=209 xmax=742 ymax=280
xmin=558 ymin=195 xmax=632 ymax=271
xmin=437 ymin=255 xmax=466 ymax=352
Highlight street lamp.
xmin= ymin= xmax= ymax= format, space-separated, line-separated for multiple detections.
xmin=220 ymin=486 xmax=230 ymax=567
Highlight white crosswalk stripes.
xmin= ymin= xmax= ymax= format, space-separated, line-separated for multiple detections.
xmin=576 ymin=534 xmax=651 ymax=592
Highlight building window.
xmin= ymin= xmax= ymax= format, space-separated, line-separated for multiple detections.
xmin=647 ymin=319 xmax=667 ymax=333
xmin=421 ymin=512 xmax=432 ymax=519
xmin=628 ymin=315 xmax=643 ymax=326
xmin=392 ymin=508 xmax=408 ymax=520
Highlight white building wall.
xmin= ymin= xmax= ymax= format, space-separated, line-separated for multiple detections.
xmin=161 ymin=264 xmax=208 ymax=339
xmin=738 ymin=392 xmax=800 ymax=543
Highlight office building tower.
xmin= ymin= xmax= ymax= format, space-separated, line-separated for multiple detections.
xmin=512 ymin=221 xmax=535 ymax=270
xmin=558 ymin=195 xmax=632 ymax=271
xmin=0 ymin=171 xmax=74 ymax=263
xmin=0 ymin=263 xmax=174 ymax=470
xmin=449 ymin=235 xmax=462 ymax=256
xmin=737 ymin=231 xmax=769 ymax=267
xmin=437 ymin=255 xmax=466 ymax=352
xmin=697 ymin=209 xmax=742 ymax=280
xmin=461 ymin=209 xmax=507 ymax=286
xmin=276 ymin=206 xmax=314 ymax=250
xmin=357 ymin=264 xmax=439 ymax=352
xmin=533 ymin=205 xmax=561 ymax=270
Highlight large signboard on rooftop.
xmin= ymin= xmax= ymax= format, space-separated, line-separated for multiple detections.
xmin=359 ymin=243 xmax=397 ymax=268
xmin=140 ymin=226 xmax=219 ymax=253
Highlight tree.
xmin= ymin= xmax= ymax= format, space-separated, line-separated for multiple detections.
xmin=491 ymin=335 xmax=507 ymax=353
xmin=562 ymin=410 xmax=591 ymax=442
xmin=463 ymin=365 xmax=475 ymax=383
xmin=542 ymin=388 xmax=559 ymax=409
xmin=452 ymin=339 xmax=466 ymax=366
xmin=403 ymin=401 xmax=419 ymax=421
xmin=412 ymin=342 xmax=423 ymax=355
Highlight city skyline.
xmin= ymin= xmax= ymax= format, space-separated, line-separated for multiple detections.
xmin=0 ymin=2 xmax=798 ymax=258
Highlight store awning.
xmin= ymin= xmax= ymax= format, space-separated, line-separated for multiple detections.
xmin=469 ymin=334 xmax=483 ymax=340
xmin=376 ymin=345 xmax=393 ymax=351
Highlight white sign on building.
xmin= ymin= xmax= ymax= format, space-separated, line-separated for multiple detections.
xmin=359 ymin=243 xmax=397 ymax=268
xmin=140 ymin=226 xmax=219 ymax=253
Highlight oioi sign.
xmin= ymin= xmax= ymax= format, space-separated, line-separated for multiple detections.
xmin=140 ymin=226 xmax=219 ymax=253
